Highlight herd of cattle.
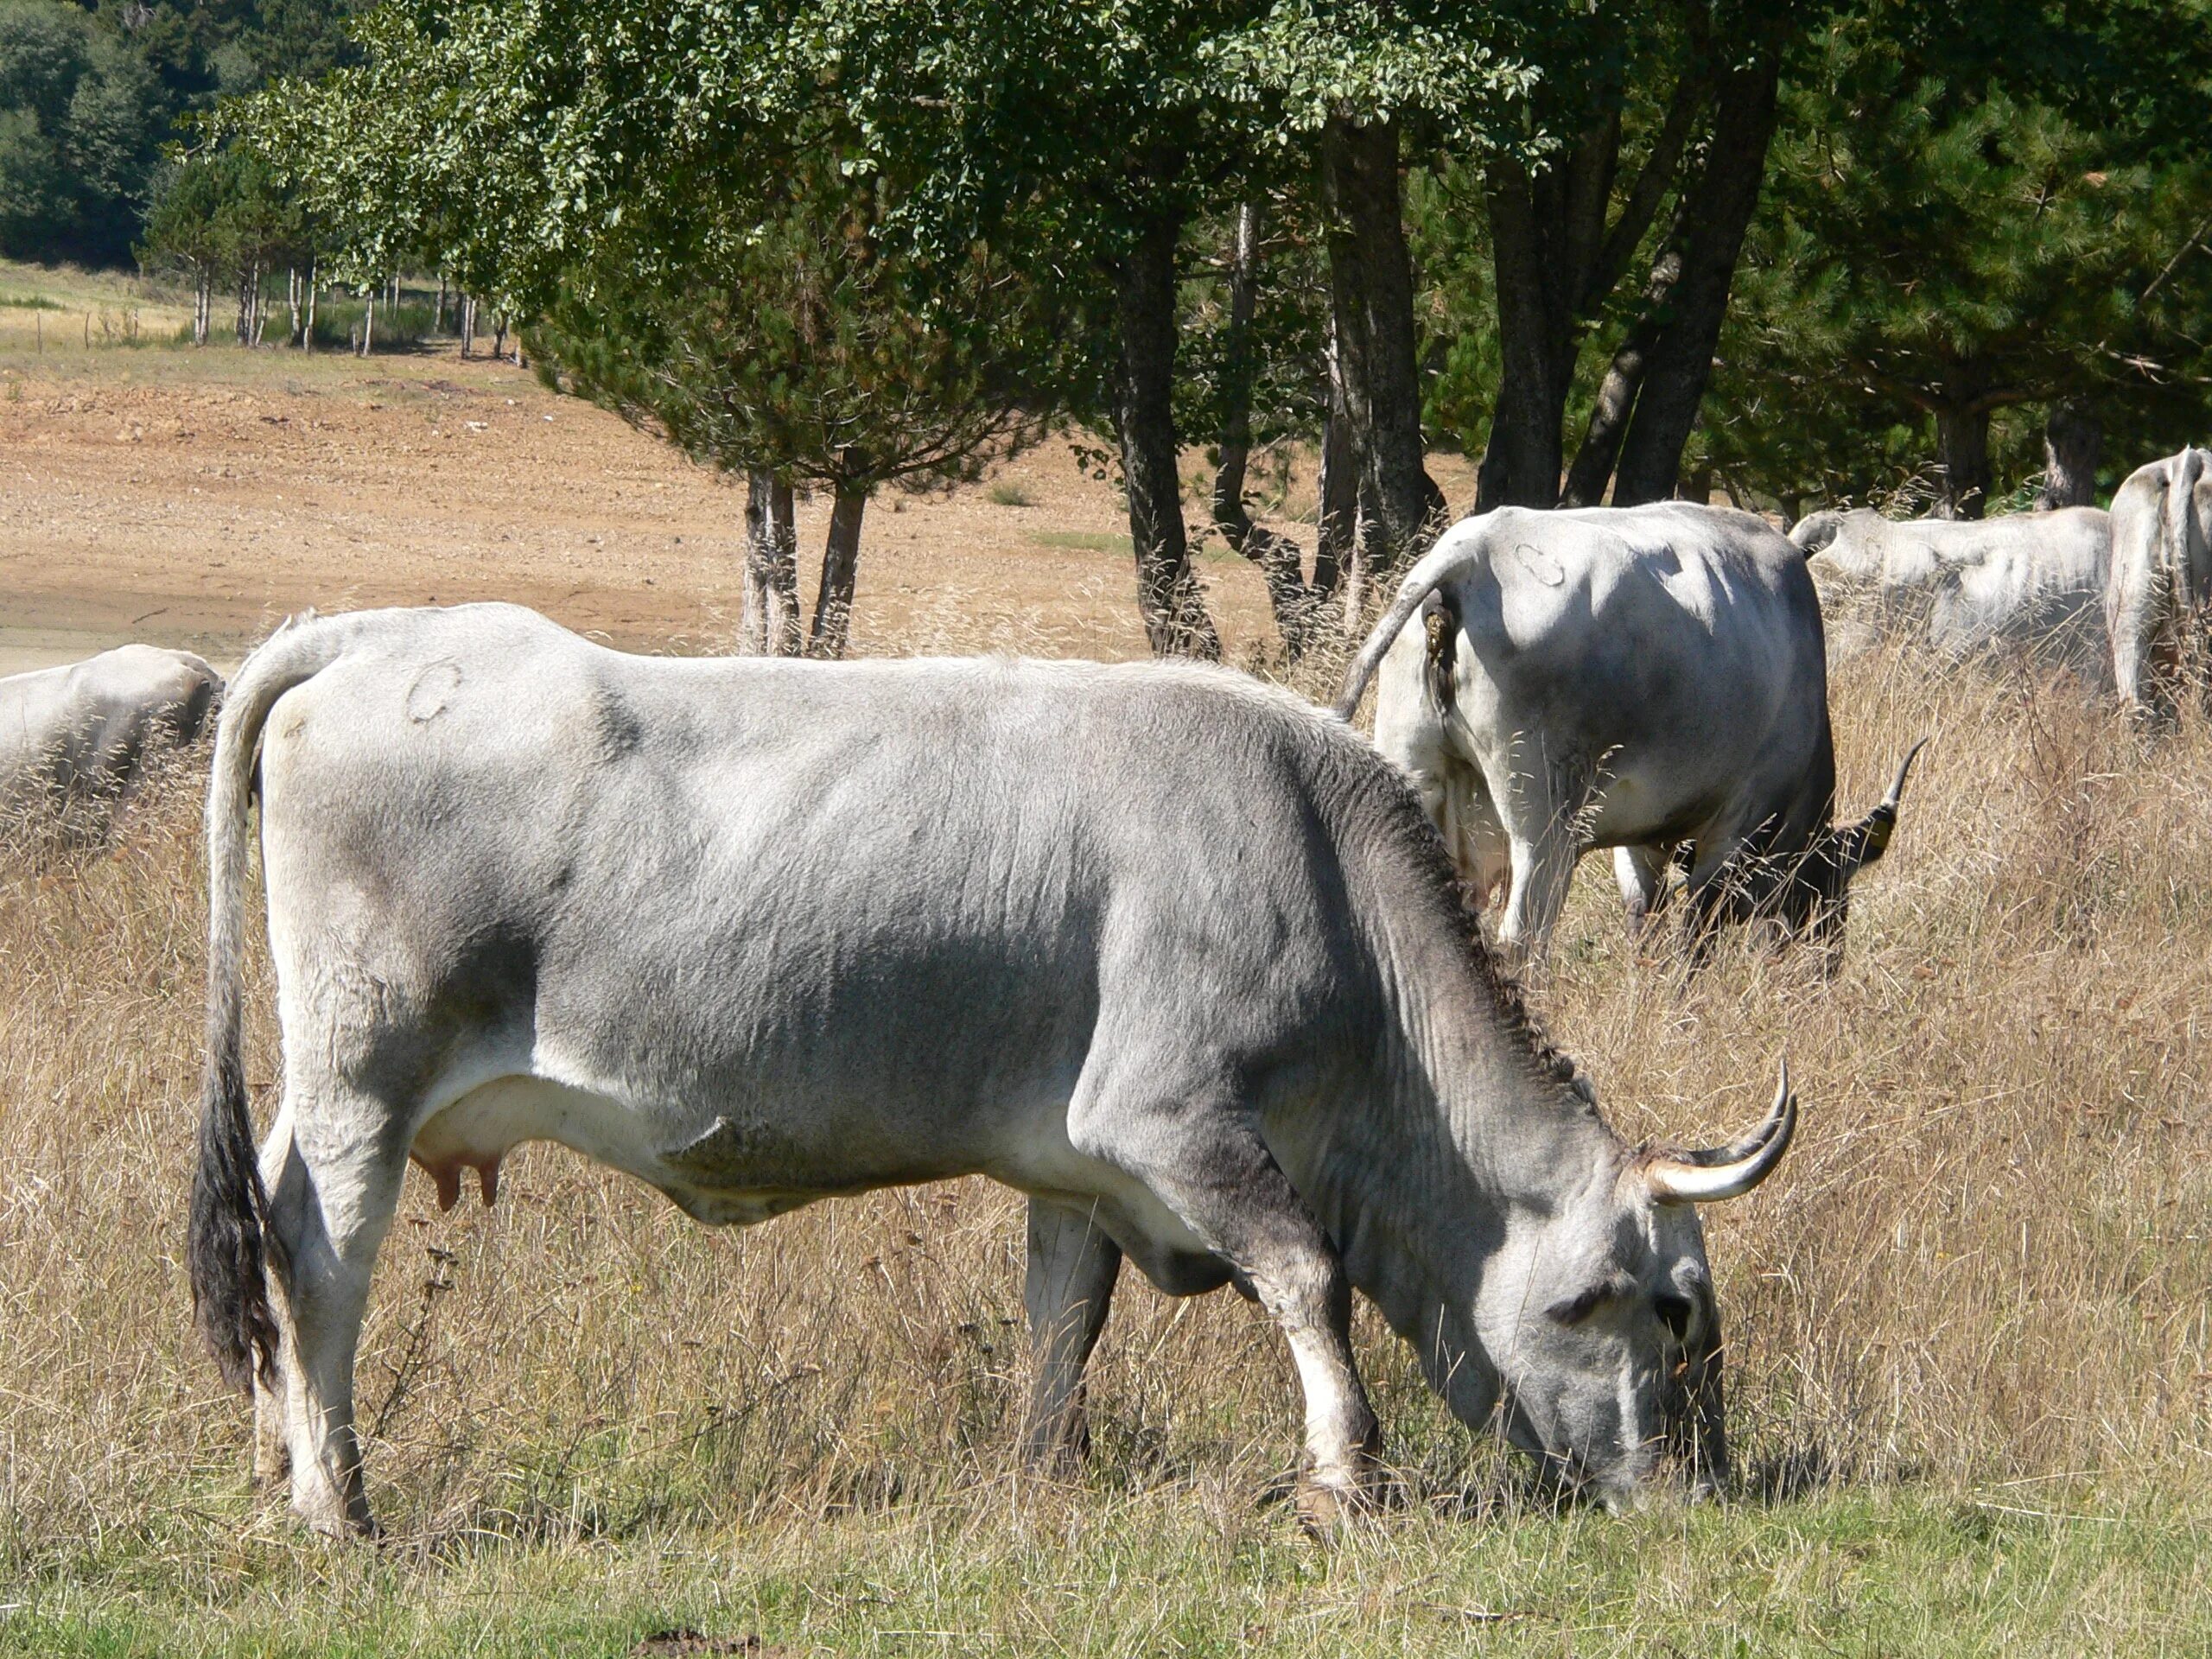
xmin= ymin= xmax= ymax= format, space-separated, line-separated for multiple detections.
xmin=5 ymin=451 xmax=2206 ymax=1539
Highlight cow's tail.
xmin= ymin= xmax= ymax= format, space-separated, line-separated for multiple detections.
xmin=188 ymin=611 xmax=348 ymax=1393
xmin=2164 ymin=449 xmax=2207 ymax=608
xmin=1332 ymin=527 xmax=1484 ymax=721
xmin=1789 ymin=509 xmax=1847 ymax=556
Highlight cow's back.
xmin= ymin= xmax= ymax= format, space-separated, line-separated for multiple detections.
xmin=1451 ymin=505 xmax=1827 ymax=781
xmin=0 ymin=643 xmax=220 ymax=811
xmin=252 ymin=605 xmax=1390 ymax=1166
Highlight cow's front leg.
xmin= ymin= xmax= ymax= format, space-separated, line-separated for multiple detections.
xmin=1020 ymin=1196 xmax=1122 ymax=1474
xmin=1070 ymin=1085 xmax=1381 ymax=1533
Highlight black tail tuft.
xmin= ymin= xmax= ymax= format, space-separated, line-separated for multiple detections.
xmin=187 ymin=1002 xmax=277 ymax=1392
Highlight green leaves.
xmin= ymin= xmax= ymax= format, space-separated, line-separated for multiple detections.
xmin=0 ymin=0 xmax=168 ymax=262
xmin=1707 ymin=10 xmax=2212 ymax=506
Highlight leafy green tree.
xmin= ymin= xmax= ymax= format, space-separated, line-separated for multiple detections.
xmin=235 ymin=0 xmax=1071 ymax=657
xmin=1708 ymin=8 xmax=2212 ymax=517
xmin=534 ymin=155 xmax=1066 ymax=657
xmin=139 ymin=146 xmax=314 ymax=344
xmin=0 ymin=0 xmax=165 ymax=262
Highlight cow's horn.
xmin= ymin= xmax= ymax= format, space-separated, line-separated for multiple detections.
xmin=1837 ymin=736 xmax=1929 ymax=874
xmin=1641 ymin=1059 xmax=1797 ymax=1205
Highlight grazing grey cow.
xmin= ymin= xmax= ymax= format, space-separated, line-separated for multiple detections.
xmin=1337 ymin=505 xmax=1921 ymax=959
xmin=2105 ymin=448 xmax=2212 ymax=714
xmin=1789 ymin=506 xmax=2110 ymax=676
xmin=1 ymin=645 xmax=223 ymax=835
xmin=190 ymin=603 xmax=1800 ymax=1538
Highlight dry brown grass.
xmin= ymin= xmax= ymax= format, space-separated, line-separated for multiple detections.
xmin=2 ymin=610 xmax=2209 ymax=1615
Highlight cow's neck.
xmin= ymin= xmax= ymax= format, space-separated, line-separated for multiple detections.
xmin=1274 ymin=840 xmax=1625 ymax=1422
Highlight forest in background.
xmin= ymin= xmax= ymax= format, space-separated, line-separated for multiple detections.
xmin=15 ymin=0 xmax=2212 ymax=657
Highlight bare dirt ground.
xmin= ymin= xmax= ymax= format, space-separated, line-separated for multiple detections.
xmin=0 ymin=335 xmax=1420 ymax=677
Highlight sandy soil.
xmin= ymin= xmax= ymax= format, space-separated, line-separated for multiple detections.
xmin=0 ymin=338 xmax=1412 ymax=677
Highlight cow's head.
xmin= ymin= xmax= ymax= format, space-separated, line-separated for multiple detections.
xmin=1472 ymin=1064 xmax=1796 ymax=1506
xmin=1796 ymin=738 xmax=1929 ymax=942
xmin=1688 ymin=740 xmax=1927 ymax=949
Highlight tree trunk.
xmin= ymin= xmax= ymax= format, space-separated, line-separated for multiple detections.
xmin=809 ymin=474 xmax=868 ymax=658
xmin=1319 ymin=114 xmax=1444 ymax=565
xmin=1313 ymin=320 xmax=1358 ymax=637
xmin=742 ymin=468 xmax=802 ymax=656
xmin=492 ymin=315 xmax=507 ymax=362
xmin=1478 ymin=159 xmax=1569 ymax=510
xmin=1211 ymin=201 xmax=1317 ymax=657
xmin=1611 ymin=43 xmax=1783 ymax=506
xmin=435 ymin=273 xmax=448 ymax=334
xmin=460 ymin=295 xmax=474 ymax=358
xmin=2038 ymin=399 xmax=2101 ymax=508
xmin=360 ymin=291 xmax=375 ymax=357
xmin=193 ymin=266 xmax=210 ymax=346
xmin=304 ymin=263 xmax=318 ymax=352
xmin=1934 ymin=404 xmax=1992 ymax=519
xmin=235 ymin=259 xmax=256 ymax=345
xmin=1113 ymin=207 xmax=1218 ymax=658
xmin=1560 ymin=236 xmax=1682 ymax=506
xmin=1477 ymin=67 xmax=1706 ymax=513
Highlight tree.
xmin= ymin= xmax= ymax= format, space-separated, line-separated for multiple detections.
xmin=534 ymin=156 xmax=1064 ymax=657
xmin=1706 ymin=8 xmax=2212 ymax=517
xmin=139 ymin=147 xmax=312 ymax=345
xmin=236 ymin=0 xmax=1068 ymax=657
xmin=1405 ymin=0 xmax=1808 ymax=513
xmin=0 ymin=0 xmax=166 ymax=263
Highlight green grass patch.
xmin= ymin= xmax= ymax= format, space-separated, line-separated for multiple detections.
xmin=0 ymin=291 xmax=61 ymax=309
xmin=6 ymin=1485 xmax=2208 ymax=1656
xmin=1030 ymin=530 xmax=1132 ymax=556
xmin=985 ymin=480 xmax=1035 ymax=507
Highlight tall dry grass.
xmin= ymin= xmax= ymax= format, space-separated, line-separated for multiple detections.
xmin=2 ymin=611 xmax=2209 ymax=1585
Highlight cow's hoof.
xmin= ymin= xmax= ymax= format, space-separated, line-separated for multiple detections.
xmin=296 ymin=1498 xmax=379 ymax=1542
xmin=1294 ymin=1458 xmax=1383 ymax=1540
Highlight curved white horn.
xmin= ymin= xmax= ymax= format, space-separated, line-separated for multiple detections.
xmin=1882 ymin=737 xmax=1929 ymax=810
xmin=1642 ymin=1059 xmax=1798 ymax=1205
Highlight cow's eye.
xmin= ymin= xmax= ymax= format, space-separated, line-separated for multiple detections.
xmin=1656 ymin=1294 xmax=1695 ymax=1341
xmin=1547 ymin=1272 xmax=1636 ymax=1326
xmin=1546 ymin=1283 xmax=1610 ymax=1325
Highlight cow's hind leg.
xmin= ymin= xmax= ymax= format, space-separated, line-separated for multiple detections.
xmin=251 ymin=1109 xmax=296 ymax=1489
xmin=1613 ymin=844 xmax=1674 ymax=938
xmin=1070 ymin=1083 xmax=1379 ymax=1530
xmin=1020 ymin=1196 xmax=1122 ymax=1473
xmin=260 ymin=1085 xmax=410 ymax=1537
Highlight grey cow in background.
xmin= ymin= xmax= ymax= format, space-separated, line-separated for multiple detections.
xmin=1338 ymin=505 xmax=1921 ymax=960
xmin=189 ymin=602 xmax=1802 ymax=1539
xmin=1789 ymin=505 xmax=2110 ymax=677
xmin=1 ymin=644 xmax=223 ymax=836
xmin=2106 ymin=448 xmax=2212 ymax=715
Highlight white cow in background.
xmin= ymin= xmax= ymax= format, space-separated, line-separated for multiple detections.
xmin=2105 ymin=448 xmax=2212 ymax=715
xmin=1789 ymin=506 xmax=2110 ymax=677
xmin=1338 ymin=504 xmax=1921 ymax=961
xmin=1 ymin=645 xmax=224 ymax=836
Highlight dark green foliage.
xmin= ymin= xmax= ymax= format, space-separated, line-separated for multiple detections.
xmin=532 ymin=150 xmax=1068 ymax=499
xmin=0 ymin=0 xmax=164 ymax=262
xmin=0 ymin=0 xmax=352 ymax=266
xmin=1707 ymin=9 xmax=2212 ymax=512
